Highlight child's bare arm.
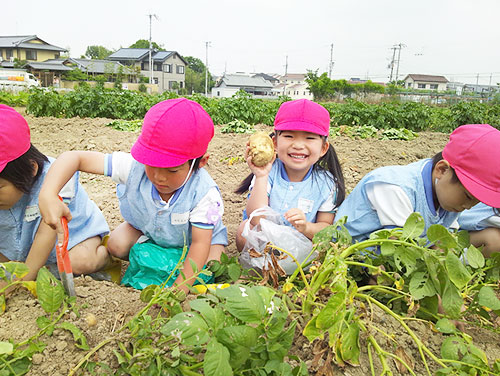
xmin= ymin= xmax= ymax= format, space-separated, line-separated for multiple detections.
xmin=284 ymin=210 xmax=334 ymax=240
xmin=23 ymin=221 xmax=57 ymax=280
xmin=39 ymin=151 xmax=106 ymax=240
xmin=173 ymin=226 xmax=212 ymax=293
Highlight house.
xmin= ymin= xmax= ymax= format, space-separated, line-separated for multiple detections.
xmin=108 ymin=48 xmax=186 ymax=93
xmin=271 ymin=73 xmax=313 ymax=100
xmin=0 ymin=35 xmax=67 ymax=66
xmin=403 ymin=74 xmax=448 ymax=91
xmin=211 ymin=74 xmax=273 ymax=97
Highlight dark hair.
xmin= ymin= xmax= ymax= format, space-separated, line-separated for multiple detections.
xmin=235 ymin=131 xmax=346 ymax=207
xmin=0 ymin=144 xmax=48 ymax=194
xmin=432 ymin=151 xmax=459 ymax=183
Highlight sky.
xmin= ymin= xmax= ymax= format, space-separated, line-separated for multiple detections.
xmin=2 ymin=0 xmax=500 ymax=85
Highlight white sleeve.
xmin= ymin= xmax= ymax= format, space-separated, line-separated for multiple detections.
xmin=318 ymin=187 xmax=336 ymax=212
xmin=190 ymin=187 xmax=224 ymax=226
xmin=248 ymin=175 xmax=272 ymax=195
xmin=485 ymin=215 xmax=500 ymax=228
xmin=366 ymin=182 xmax=414 ymax=227
xmin=105 ymin=152 xmax=134 ymax=184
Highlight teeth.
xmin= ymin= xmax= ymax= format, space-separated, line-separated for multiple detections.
xmin=290 ymin=154 xmax=306 ymax=159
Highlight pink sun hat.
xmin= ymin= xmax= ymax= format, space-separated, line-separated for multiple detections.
xmin=443 ymin=124 xmax=500 ymax=208
xmin=274 ymin=99 xmax=330 ymax=136
xmin=131 ymin=98 xmax=214 ymax=168
xmin=0 ymin=104 xmax=31 ymax=173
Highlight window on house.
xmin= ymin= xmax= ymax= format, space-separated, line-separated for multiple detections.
xmin=180 ymin=81 xmax=183 ymax=89
xmin=163 ymin=64 xmax=172 ymax=73
xmin=141 ymin=62 xmax=149 ymax=71
xmin=417 ymin=83 xmax=426 ymax=89
xmin=25 ymin=50 xmax=37 ymax=60
xmin=154 ymin=63 xmax=162 ymax=71
xmin=5 ymin=49 xmax=13 ymax=59
xmin=430 ymin=84 xmax=438 ymax=90
xmin=54 ymin=53 xmax=60 ymax=59
xmin=176 ymin=65 xmax=184 ymax=74
xmin=407 ymin=83 xmax=412 ymax=88
xmin=153 ymin=78 xmax=158 ymax=84
xmin=217 ymin=91 xmax=220 ymax=96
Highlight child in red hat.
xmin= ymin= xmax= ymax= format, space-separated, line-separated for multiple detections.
xmin=39 ymin=98 xmax=227 ymax=291
xmin=235 ymin=99 xmax=345 ymax=253
xmin=0 ymin=105 xmax=109 ymax=282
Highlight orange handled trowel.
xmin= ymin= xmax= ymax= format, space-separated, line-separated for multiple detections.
xmin=56 ymin=217 xmax=76 ymax=296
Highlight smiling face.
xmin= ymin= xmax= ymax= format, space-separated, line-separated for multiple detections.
xmin=0 ymin=178 xmax=24 ymax=210
xmin=433 ymin=160 xmax=480 ymax=212
xmin=273 ymin=130 xmax=329 ymax=182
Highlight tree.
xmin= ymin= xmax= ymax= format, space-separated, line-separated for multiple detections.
xmin=129 ymin=39 xmax=165 ymax=51
xmin=85 ymin=45 xmax=113 ymax=60
xmin=183 ymin=56 xmax=214 ymax=94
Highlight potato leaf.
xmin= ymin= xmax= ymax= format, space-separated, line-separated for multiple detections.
xmin=445 ymin=253 xmax=471 ymax=289
xmin=402 ymin=213 xmax=425 ymax=240
xmin=478 ymin=286 xmax=500 ymax=310
xmin=56 ymin=322 xmax=89 ymax=350
xmin=203 ymin=338 xmax=232 ymax=376
xmin=36 ymin=267 xmax=65 ymax=314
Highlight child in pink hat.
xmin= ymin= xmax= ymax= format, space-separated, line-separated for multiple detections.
xmin=336 ymin=123 xmax=500 ymax=256
xmin=235 ymin=99 xmax=346 ymax=253
xmin=39 ymin=98 xmax=227 ymax=291
xmin=0 ymin=105 xmax=109 ymax=283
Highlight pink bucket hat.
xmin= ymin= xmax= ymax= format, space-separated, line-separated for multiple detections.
xmin=274 ymin=99 xmax=330 ymax=136
xmin=443 ymin=124 xmax=500 ymax=208
xmin=0 ymin=104 xmax=31 ymax=173
xmin=131 ymin=98 xmax=214 ymax=168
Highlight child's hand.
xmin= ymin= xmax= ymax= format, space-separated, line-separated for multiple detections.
xmin=284 ymin=208 xmax=308 ymax=234
xmin=38 ymin=194 xmax=72 ymax=245
xmin=245 ymin=142 xmax=275 ymax=178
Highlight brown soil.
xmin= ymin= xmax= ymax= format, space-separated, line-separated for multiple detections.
xmin=2 ymin=114 xmax=499 ymax=375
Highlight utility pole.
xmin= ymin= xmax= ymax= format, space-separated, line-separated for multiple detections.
xmin=147 ymin=14 xmax=158 ymax=85
xmin=328 ymin=43 xmax=334 ymax=79
xmin=388 ymin=45 xmax=397 ymax=82
xmin=205 ymin=41 xmax=211 ymax=96
xmin=283 ymin=55 xmax=288 ymax=96
xmin=394 ymin=43 xmax=406 ymax=82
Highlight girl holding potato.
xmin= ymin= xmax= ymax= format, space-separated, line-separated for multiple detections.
xmin=235 ymin=99 xmax=345 ymax=251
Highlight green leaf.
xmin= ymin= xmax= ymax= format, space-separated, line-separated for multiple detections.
xmin=36 ymin=267 xmax=65 ymax=314
xmin=427 ymin=225 xmax=459 ymax=249
xmin=380 ymin=242 xmax=395 ymax=256
xmin=465 ymin=245 xmax=484 ymax=269
xmin=161 ymin=312 xmax=210 ymax=346
xmin=435 ymin=318 xmax=457 ymax=334
xmin=402 ymin=213 xmax=425 ymax=240
xmin=36 ymin=316 xmax=52 ymax=330
xmin=0 ymin=341 xmax=13 ymax=355
xmin=216 ymin=285 xmax=265 ymax=324
xmin=456 ymin=230 xmax=470 ymax=251
xmin=189 ymin=299 xmax=225 ymax=331
xmin=2 ymin=262 xmax=29 ymax=281
xmin=478 ymin=286 xmax=500 ymax=310
xmin=56 ymin=322 xmax=89 ymax=350
xmin=203 ymin=338 xmax=233 ymax=376
xmin=339 ymin=321 xmax=360 ymax=365
xmin=442 ymin=282 xmax=463 ymax=318
xmin=216 ymin=325 xmax=258 ymax=369
xmin=441 ymin=336 xmax=467 ymax=361
xmin=467 ymin=343 xmax=488 ymax=365
xmin=409 ymin=272 xmax=436 ymax=300
xmin=227 ymin=263 xmax=241 ymax=282
xmin=303 ymin=316 xmax=323 ymax=341
xmin=445 ymin=252 xmax=471 ymax=289
xmin=316 ymin=286 xmax=346 ymax=329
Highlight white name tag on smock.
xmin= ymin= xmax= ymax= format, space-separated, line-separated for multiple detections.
xmin=297 ymin=198 xmax=314 ymax=213
xmin=24 ymin=205 xmax=41 ymax=222
xmin=171 ymin=212 xmax=189 ymax=225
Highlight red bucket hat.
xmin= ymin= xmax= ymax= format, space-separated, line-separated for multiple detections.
xmin=443 ymin=124 xmax=500 ymax=208
xmin=0 ymin=104 xmax=31 ymax=173
xmin=274 ymin=99 xmax=330 ymax=136
xmin=131 ymin=98 xmax=214 ymax=168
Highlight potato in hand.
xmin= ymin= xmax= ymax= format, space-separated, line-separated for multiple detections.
xmin=248 ymin=132 xmax=275 ymax=166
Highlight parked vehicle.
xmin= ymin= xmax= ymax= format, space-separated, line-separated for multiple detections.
xmin=0 ymin=69 xmax=40 ymax=89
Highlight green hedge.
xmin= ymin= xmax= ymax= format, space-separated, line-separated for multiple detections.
xmin=22 ymin=86 xmax=500 ymax=133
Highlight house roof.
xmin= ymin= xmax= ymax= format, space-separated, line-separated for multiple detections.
xmin=281 ymin=73 xmax=306 ymax=81
xmin=0 ymin=35 xmax=66 ymax=52
xmin=26 ymin=61 xmax=73 ymax=71
xmin=404 ymin=74 xmax=448 ymax=83
xmin=216 ymin=74 xmax=273 ymax=89
xmin=70 ymin=58 xmax=129 ymax=74
xmin=108 ymin=48 xmax=187 ymax=65
xmin=253 ymin=73 xmax=279 ymax=83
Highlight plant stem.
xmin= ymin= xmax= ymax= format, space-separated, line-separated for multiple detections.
xmin=68 ymin=337 xmax=115 ymax=376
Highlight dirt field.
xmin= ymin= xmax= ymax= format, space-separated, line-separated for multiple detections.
xmin=1 ymin=114 xmax=499 ymax=375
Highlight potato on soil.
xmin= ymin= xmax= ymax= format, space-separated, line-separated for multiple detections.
xmin=248 ymin=132 xmax=274 ymax=167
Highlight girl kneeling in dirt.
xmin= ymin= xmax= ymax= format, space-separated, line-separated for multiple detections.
xmin=39 ymin=98 xmax=227 ymax=291
xmin=235 ymin=99 xmax=345 ymax=251
xmin=336 ymin=123 xmax=500 ymax=257
xmin=0 ymin=105 xmax=110 ymax=283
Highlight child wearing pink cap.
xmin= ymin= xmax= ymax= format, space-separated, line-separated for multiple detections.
xmin=39 ymin=98 xmax=227 ymax=291
xmin=0 ymin=105 xmax=109 ymax=282
xmin=336 ymin=123 xmax=500 ymax=252
xmin=235 ymin=99 xmax=346 ymax=251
